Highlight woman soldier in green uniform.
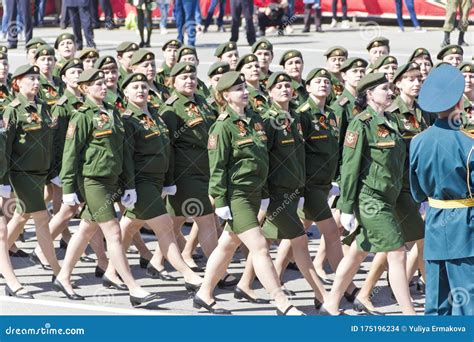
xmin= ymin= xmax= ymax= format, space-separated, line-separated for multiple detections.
xmin=102 ymin=72 xmax=203 ymax=291
xmin=151 ymin=62 xmax=228 ymax=284
xmin=54 ymin=69 xmax=158 ymax=306
xmin=355 ymin=63 xmax=428 ymax=314
xmin=251 ymin=38 xmax=274 ymax=88
xmin=459 ymin=62 xmax=474 ymax=132
xmin=53 ymin=33 xmax=77 ymax=80
xmin=280 ymin=50 xmax=308 ymax=109
xmin=370 ymin=55 xmax=398 ymax=85
xmin=78 ymin=48 xmax=100 ymax=71
xmin=4 ymin=65 xmax=62 ymax=281
xmin=156 ymin=39 xmax=182 ymax=87
xmin=235 ymin=54 xmax=270 ymax=115
xmin=33 ymin=44 xmax=63 ymax=221
xmin=322 ymin=73 xmax=415 ymax=315
xmin=194 ymin=71 xmax=304 ymax=316
xmin=94 ymin=56 xmax=126 ymax=113
xmin=234 ymin=71 xmax=327 ymax=308
xmin=268 ymin=68 xmax=358 ymax=299
xmin=176 ymin=46 xmax=211 ymax=99
xmin=130 ymin=50 xmax=170 ymax=110
xmin=0 ymin=75 xmax=33 ymax=298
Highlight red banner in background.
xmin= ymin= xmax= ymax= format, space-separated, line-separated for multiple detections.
xmin=44 ymin=0 xmax=473 ymax=20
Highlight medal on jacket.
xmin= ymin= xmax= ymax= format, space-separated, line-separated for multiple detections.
xmin=115 ymin=99 xmax=124 ymax=112
xmin=0 ymin=89 xmax=6 ymax=98
xmin=186 ymin=103 xmax=200 ymax=118
xmin=313 ymin=120 xmax=320 ymax=131
xmin=376 ymin=125 xmax=390 ymax=137
xmin=141 ymin=115 xmax=155 ymax=130
xmin=47 ymin=86 xmax=57 ymax=98
xmin=254 ymin=122 xmax=265 ymax=135
xmin=253 ymin=97 xmax=264 ymax=108
xmin=283 ymin=118 xmax=291 ymax=136
xmin=333 ymin=84 xmax=344 ymax=96
xmin=28 ymin=112 xmax=42 ymax=123
xmin=319 ymin=116 xmax=327 ymax=129
xmin=237 ymin=120 xmax=247 ymax=136
xmin=297 ymin=122 xmax=303 ymax=136
xmin=408 ymin=113 xmax=419 ymax=129
xmin=97 ymin=113 xmax=109 ymax=128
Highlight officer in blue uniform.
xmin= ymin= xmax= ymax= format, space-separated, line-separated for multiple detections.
xmin=6 ymin=0 xmax=32 ymax=49
xmin=64 ymin=0 xmax=96 ymax=50
xmin=410 ymin=64 xmax=474 ymax=316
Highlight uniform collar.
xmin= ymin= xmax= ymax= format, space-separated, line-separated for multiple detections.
xmin=64 ymin=89 xmax=83 ymax=104
xmin=435 ymin=117 xmax=461 ymax=130
xmin=17 ymin=93 xmax=37 ymax=110
xmin=307 ymin=96 xmax=327 ymax=115
xmin=126 ymin=102 xmax=149 ymax=117
xmin=367 ymin=105 xmax=396 ymax=130
xmin=225 ymin=106 xmax=250 ymax=123
xmin=341 ymin=87 xmax=356 ymax=102
xmin=173 ymin=90 xmax=197 ymax=105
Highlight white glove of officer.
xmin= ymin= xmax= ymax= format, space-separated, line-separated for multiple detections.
xmin=215 ymin=206 xmax=233 ymax=221
xmin=161 ymin=185 xmax=177 ymax=198
xmin=419 ymin=201 xmax=429 ymax=216
xmin=260 ymin=198 xmax=270 ymax=211
xmin=63 ymin=193 xmax=80 ymax=206
xmin=329 ymin=182 xmax=340 ymax=197
xmin=121 ymin=189 xmax=137 ymax=209
xmin=50 ymin=176 xmax=62 ymax=187
xmin=0 ymin=184 xmax=11 ymax=198
xmin=340 ymin=213 xmax=356 ymax=233
xmin=298 ymin=197 xmax=305 ymax=209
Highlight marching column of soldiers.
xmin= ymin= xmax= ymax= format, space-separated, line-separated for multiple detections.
xmin=0 ymin=33 xmax=472 ymax=316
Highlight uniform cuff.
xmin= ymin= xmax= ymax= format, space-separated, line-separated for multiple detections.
xmin=62 ymin=184 xmax=75 ymax=195
xmin=214 ymin=197 xmax=228 ymax=209
xmin=337 ymin=201 xmax=354 ymax=214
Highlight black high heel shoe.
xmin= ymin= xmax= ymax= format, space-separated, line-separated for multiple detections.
xmin=130 ymin=293 xmax=160 ymax=307
xmin=9 ymin=249 xmax=29 ymax=258
xmin=314 ymin=298 xmax=323 ymax=310
xmin=193 ymin=295 xmax=231 ymax=315
xmin=139 ymin=257 xmax=149 ymax=269
xmin=234 ymin=287 xmax=270 ymax=304
xmin=217 ymin=274 xmax=239 ymax=288
xmin=343 ymin=287 xmax=359 ymax=303
xmin=146 ymin=264 xmax=178 ymax=281
xmin=103 ymin=275 xmax=128 ymax=291
xmin=5 ymin=284 xmax=33 ymax=299
xmin=184 ymin=282 xmax=201 ymax=295
xmin=95 ymin=266 xmax=105 ymax=278
xmin=353 ymin=298 xmax=384 ymax=316
xmin=52 ymin=275 xmax=80 ymax=289
xmin=52 ymin=279 xmax=85 ymax=300
xmin=29 ymin=251 xmax=52 ymax=270
xmin=59 ymin=238 xmax=68 ymax=250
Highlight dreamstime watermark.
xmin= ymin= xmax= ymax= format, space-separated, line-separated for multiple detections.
xmin=2 ymin=197 xmax=24 ymax=217
xmin=93 ymin=288 xmax=116 ymax=306
xmin=448 ymin=287 xmax=470 ymax=308
xmin=181 ymin=197 xmax=204 ymax=218
xmin=91 ymin=190 xmax=121 ymax=221
xmin=359 ymin=198 xmax=383 ymax=218
xmin=267 ymin=190 xmax=300 ymax=221
xmin=359 ymin=21 xmax=381 ymax=42
xmin=4 ymin=322 xmax=85 ymax=336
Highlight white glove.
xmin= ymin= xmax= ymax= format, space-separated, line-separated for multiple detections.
xmin=162 ymin=185 xmax=177 ymax=197
xmin=215 ymin=206 xmax=232 ymax=221
xmin=121 ymin=189 xmax=137 ymax=209
xmin=329 ymin=182 xmax=340 ymax=197
xmin=50 ymin=176 xmax=62 ymax=187
xmin=419 ymin=201 xmax=429 ymax=216
xmin=260 ymin=198 xmax=270 ymax=211
xmin=298 ymin=197 xmax=305 ymax=209
xmin=0 ymin=184 xmax=11 ymax=198
xmin=63 ymin=193 xmax=80 ymax=206
xmin=340 ymin=213 xmax=356 ymax=233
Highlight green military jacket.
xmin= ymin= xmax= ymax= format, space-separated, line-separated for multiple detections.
xmin=337 ymin=106 xmax=406 ymax=214
xmin=118 ymin=65 xmax=130 ymax=88
xmin=160 ymin=91 xmax=217 ymax=186
xmin=51 ymin=89 xmax=84 ymax=175
xmin=4 ymin=94 xmax=54 ymax=174
xmin=0 ymin=110 xmax=7 ymax=183
xmin=326 ymin=73 xmax=344 ymax=106
xmin=60 ymin=97 xmax=126 ymax=195
xmin=298 ymin=96 xmax=340 ymax=187
xmin=38 ymin=75 xmax=63 ymax=108
xmin=53 ymin=58 xmax=68 ymax=89
xmin=247 ymin=83 xmax=270 ymax=115
xmin=259 ymin=70 xmax=272 ymax=89
xmin=461 ymin=95 xmax=474 ymax=131
xmin=148 ymin=81 xmax=171 ymax=110
xmin=155 ymin=62 xmax=172 ymax=86
xmin=207 ymin=106 xmax=269 ymax=208
xmin=290 ymin=79 xmax=308 ymax=110
xmin=386 ymin=95 xmax=428 ymax=191
xmin=330 ymin=87 xmax=357 ymax=182
xmin=0 ymin=83 xmax=12 ymax=112
xmin=104 ymin=89 xmax=126 ymax=114
xmin=197 ymin=78 xmax=211 ymax=99
xmin=262 ymin=102 xmax=305 ymax=193
xmin=121 ymin=103 xmax=171 ymax=189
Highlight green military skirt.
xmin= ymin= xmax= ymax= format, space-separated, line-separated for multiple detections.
xmin=9 ymin=172 xmax=47 ymax=214
xmin=352 ymin=189 xmax=405 ymax=253
xmin=395 ymin=190 xmax=425 ymax=242
xmin=124 ymin=177 xmax=167 ymax=221
xmin=79 ymin=176 xmax=120 ymax=223
xmin=166 ymin=174 xmax=213 ymax=217
xmin=301 ymin=184 xmax=333 ymax=222
xmin=263 ymin=190 xmax=306 ymax=240
xmin=225 ymin=190 xmax=261 ymax=234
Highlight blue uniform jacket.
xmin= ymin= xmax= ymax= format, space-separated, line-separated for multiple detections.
xmin=409 ymin=118 xmax=474 ymax=261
